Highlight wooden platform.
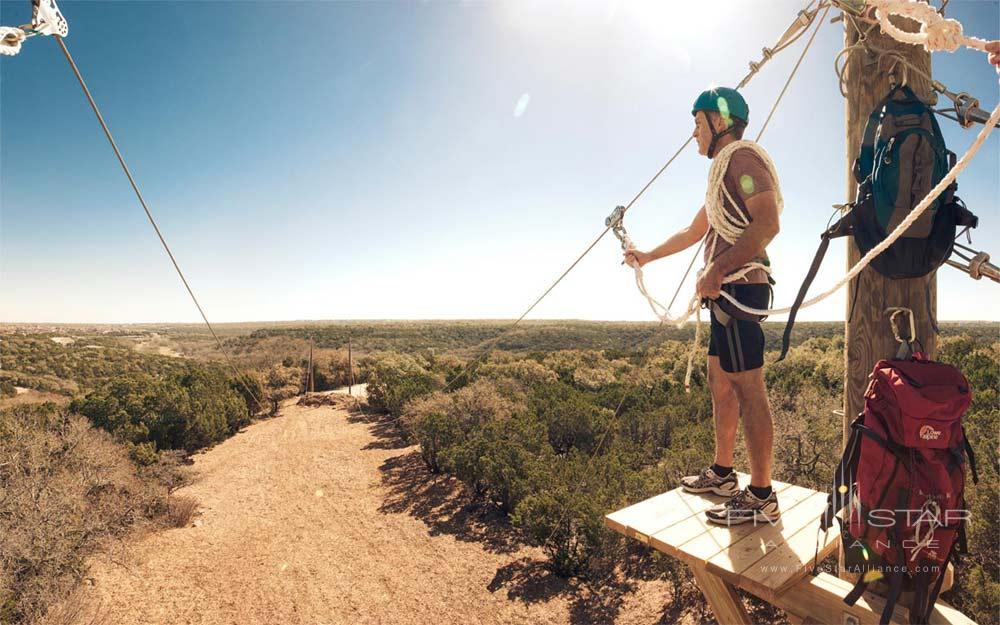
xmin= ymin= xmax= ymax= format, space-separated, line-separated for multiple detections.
xmin=605 ymin=474 xmax=977 ymax=625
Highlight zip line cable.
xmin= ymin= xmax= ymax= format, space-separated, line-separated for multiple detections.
xmin=54 ymin=36 xmax=265 ymax=411
xmin=439 ymin=136 xmax=694 ymax=393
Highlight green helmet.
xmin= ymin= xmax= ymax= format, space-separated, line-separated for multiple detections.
xmin=691 ymin=87 xmax=749 ymax=126
xmin=692 ymin=87 xmax=749 ymax=157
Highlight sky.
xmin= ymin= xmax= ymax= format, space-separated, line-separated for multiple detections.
xmin=1 ymin=0 xmax=998 ymax=324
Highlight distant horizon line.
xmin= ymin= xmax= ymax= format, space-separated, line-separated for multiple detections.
xmin=2 ymin=318 xmax=997 ymax=327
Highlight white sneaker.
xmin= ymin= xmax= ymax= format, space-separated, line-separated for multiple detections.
xmin=705 ymin=487 xmax=780 ymax=525
xmin=680 ymin=466 xmax=739 ymax=497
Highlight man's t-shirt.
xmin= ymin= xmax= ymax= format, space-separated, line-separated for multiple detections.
xmin=703 ymin=146 xmax=776 ymax=285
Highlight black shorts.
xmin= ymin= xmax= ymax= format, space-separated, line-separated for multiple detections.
xmin=707 ymin=284 xmax=771 ymax=373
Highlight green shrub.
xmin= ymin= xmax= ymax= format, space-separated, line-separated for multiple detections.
xmin=513 ymin=450 xmax=654 ymax=577
xmin=71 ymin=364 xmax=249 ymax=454
xmin=402 ymin=379 xmax=520 ymax=475
xmin=365 ymin=353 xmax=444 ymax=415
xmin=531 ymin=382 xmax=613 ymax=455
xmin=447 ymin=414 xmax=548 ymax=513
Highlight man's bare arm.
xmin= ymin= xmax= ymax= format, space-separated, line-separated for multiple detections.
xmin=706 ymin=190 xmax=780 ymax=278
xmin=626 ymin=206 xmax=709 ymax=267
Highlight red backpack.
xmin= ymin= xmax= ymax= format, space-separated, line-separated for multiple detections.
xmin=820 ymin=353 xmax=979 ymax=625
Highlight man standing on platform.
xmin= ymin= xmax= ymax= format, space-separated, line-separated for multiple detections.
xmin=625 ymin=88 xmax=782 ymax=525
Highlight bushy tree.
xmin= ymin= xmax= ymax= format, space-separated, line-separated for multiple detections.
xmin=402 ymin=379 xmax=520 ymax=474
xmin=513 ymin=449 xmax=654 ymax=577
xmin=364 ymin=352 xmax=444 ymax=415
xmin=530 ymin=382 xmax=613 ymax=455
xmin=71 ymin=364 xmax=249 ymax=454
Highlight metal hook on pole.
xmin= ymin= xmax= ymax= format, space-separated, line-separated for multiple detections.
xmin=886 ymin=307 xmax=918 ymax=359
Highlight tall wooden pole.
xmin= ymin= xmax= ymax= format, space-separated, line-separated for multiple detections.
xmin=348 ymin=336 xmax=354 ymax=397
xmin=308 ymin=343 xmax=314 ymax=394
xmin=841 ymin=8 xmax=934 ymax=578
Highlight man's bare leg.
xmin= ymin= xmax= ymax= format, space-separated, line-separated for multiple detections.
xmin=726 ymin=366 xmax=773 ymax=488
xmin=708 ymin=356 xmax=739 ymax=468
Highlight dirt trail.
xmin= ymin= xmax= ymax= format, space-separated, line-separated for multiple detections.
xmin=74 ymin=391 xmax=678 ymax=625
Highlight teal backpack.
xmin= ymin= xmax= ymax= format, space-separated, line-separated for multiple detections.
xmin=779 ymin=85 xmax=977 ymax=359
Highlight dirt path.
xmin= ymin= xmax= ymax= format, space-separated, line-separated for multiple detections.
xmin=74 ymin=394 xmax=679 ymax=625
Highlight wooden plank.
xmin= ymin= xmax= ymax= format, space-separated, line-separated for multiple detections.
xmin=772 ymin=572 xmax=977 ymax=625
xmin=647 ymin=480 xmax=795 ymax=563
xmin=605 ymin=490 xmax=681 ymax=535
xmin=605 ymin=474 xmax=753 ymax=544
xmin=738 ymin=495 xmax=840 ymax=602
xmin=707 ymin=486 xmax=826 ymax=584
xmin=605 ymin=488 xmax=713 ymax=540
xmin=686 ymin=484 xmax=817 ymax=576
xmin=689 ymin=562 xmax=753 ymax=625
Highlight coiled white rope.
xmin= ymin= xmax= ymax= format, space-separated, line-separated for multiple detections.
xmin=870 ymin=0 xmax=988 ymax=54
xmin=627 ymin=136 xmax=785 ymax=326
xmin=705 ymin=141 xmax=785 ymax=246
xmin=626 ymin=141 xmax=784 ymax=389
xmin=0 ymin=27 xmax=26 ymax=56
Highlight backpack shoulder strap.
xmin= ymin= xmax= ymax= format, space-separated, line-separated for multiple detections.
xmin=821 ymin=413 xmax=865 ymax=531
xmin=844 ymin=574 xmax=870 ymax=606
xmin=855 ymin=87 xmax=908 ymax=183
xmin=778 ymin=214 xmax=852 ymax=360
xmin=963 ymin=427 xmax=979 ymax=484
xmin=912 ymin=542 xmax=958 ymax=625
xmin=880 ymin=569 xmax=905 ymax=625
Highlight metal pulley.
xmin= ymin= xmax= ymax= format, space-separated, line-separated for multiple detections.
xmin=946 ymin=242 xmax=1000 ymax=283
xmin=605 ymin=205 xmax=630 ymax=251
xmin=933 ymin=84 xmax=1000 ymax=128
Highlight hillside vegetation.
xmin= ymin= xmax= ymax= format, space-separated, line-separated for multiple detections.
xmin=1 ymin=321 xmax=996 ymax=624
xmin=363 ymin=330 xmax=999 ymax=623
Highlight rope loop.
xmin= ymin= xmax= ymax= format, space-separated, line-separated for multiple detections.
xmin=868 ymin=0 xmax=987 ymax=53
xmin=0 ymin=27 xmax=25 ymax=56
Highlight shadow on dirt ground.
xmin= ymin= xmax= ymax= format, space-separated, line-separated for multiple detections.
xmin=353 ymin=401 xmax=705 ymax=625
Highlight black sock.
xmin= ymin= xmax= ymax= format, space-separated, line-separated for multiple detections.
xmin=748 ymin=484 xmax=773 ymax=499
xmin=711 ymin=463 xmax=733 ymax=478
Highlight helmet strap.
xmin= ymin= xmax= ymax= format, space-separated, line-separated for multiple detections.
xmin=701 ymin=110 xmax=736 ymax=158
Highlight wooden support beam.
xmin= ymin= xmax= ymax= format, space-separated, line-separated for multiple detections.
xmin=775 ymin=572 xmax=976 ymax=625
xmin=690 ymin=562 xmax=753 ymax=625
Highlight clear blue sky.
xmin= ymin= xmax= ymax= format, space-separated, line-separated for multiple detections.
xmin=1 ymin=0 xmax=997 ymax=323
